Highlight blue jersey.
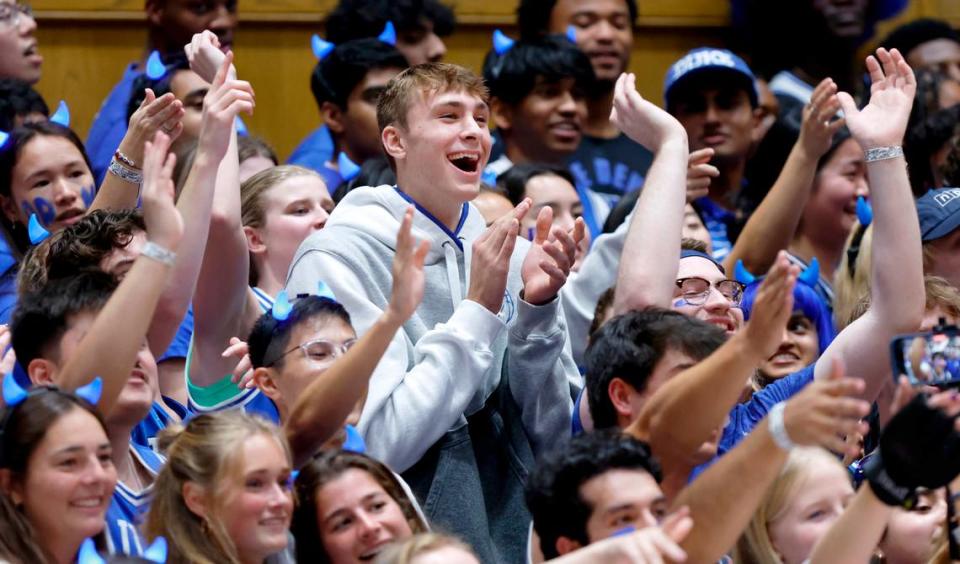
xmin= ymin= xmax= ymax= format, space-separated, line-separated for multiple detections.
xmin=104 ymin=443 xmax=165 ymax=556
xmin=186 ymin=288 xmax=280 ymax=424
xmin=694 ymin=197 xmax=736 ymax=263
xmin=158 ymin=306 xmax=194 ymax=363
xmin=131 ymin=398 xmax=187 ymax=452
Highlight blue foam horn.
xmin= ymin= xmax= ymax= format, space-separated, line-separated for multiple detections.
xmin=271 ymin=290 xmax=293 ymax=321
xmin=377 ymin=21 xmax=397 ymax=46
xmin=290 ymin=469 xmax=300 ymax=482
xmin=235 ymin=116 xmax=248 ymax=136
xmin=2 ymin=372 xmax=28 ymax=408
xmin=565 ymin=25 xmax=577 ymax=43
xmin=338 ymin=152 xmax=361 ymax=181
xmin=0 ymin=131 xmax=8 ymax=149
xmin=316 ymin=280 xmax=337 ymax=301
xmin=343 ymin=424 xmax=366 ymax=453
xmin=143 ymin=536 xmax=168 ymax=563
xmin=798 ymin=257 xmax=821 ymax=289
xmin=49 ymin=100 xmax=70 ymax=127
xmin=734 ymin=259 xmax=757 ymax=285
xmin=311 ymin=34 xmax=335 ymax=61
xmin=481 ymin=169 xmax=497 ymax=187
xmin=77 ymin=538 xmax=105 ymax=564
xmin=856 ymin=195 xmax=873 ymax=227
xmin=76 ymin=377 xmax=103 ymax=406
xmin=492 ymin=29 xmax=515 ymax=56
xmin=27 ymin=214 xmax=49 ymax=245
xmin=145 ymin=50 xmax=167 ymax=80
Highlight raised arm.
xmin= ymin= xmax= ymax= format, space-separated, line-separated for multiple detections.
xmin=669 ymin=363 xmax=870 ymax=563
xmin=186 ymin=38 xmax=261 ymax=387
xmin=90 ymin=90 xmax=185 ymax=212
xmin=629 ymin=254 xmax=798 ymax=466
xmin=56 ymin=132 xmax=183 ymax=415
xmin=723 ymin=78 xmax=844 ymax=274
xmin=815 ymin=48 xmax=924 ymax=401
xmin=285 ymin=201 xmax=530 ymax=472
xmin=285 ymin=207 xmax=428 ymax=467
xmin=610 ymin=73 xmax=690 ymax=315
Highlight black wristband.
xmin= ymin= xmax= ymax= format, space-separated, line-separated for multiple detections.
xmin=863 ymin=451 xmax=918 ymax=508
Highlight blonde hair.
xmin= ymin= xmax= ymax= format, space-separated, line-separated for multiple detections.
xmin=845 ymin=275 xmax=960 ymax=330
xmin=734 ymin=447 xmax=844 ymax=564
xmin=833 ymin=222 xmax=873 ymax=331
xmin=373 ymin=533 xmax=475 ymax=564
xmin=240 ymin=164 xmax=324 ymax=285
xmin=144 ymin=411 xmax=292 ymax=564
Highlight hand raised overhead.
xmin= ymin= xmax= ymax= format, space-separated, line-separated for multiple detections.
xmin=837 ymin=48 xmax=916 ymax=150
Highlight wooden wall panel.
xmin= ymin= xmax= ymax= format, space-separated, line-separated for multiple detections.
xmin=29 ymin=1 xmax=957 ymax=160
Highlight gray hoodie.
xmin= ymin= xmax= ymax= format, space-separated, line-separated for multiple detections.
xmin=285 ymin=185 xmax=579 ymax=561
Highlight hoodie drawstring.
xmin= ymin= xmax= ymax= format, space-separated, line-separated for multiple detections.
xmin=443 ymin=241 xmax=462 ymax=310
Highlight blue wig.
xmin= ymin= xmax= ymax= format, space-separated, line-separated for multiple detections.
xmin=734 ymin=258 xmax=837 ymax=357
xmin=740 ymin=266 xmax=836 ymax=357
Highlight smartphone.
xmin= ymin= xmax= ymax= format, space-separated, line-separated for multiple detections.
xmin=890 ymin=324 xmax=960 ymax=388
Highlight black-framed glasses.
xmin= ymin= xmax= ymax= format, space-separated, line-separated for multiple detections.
xmin=675 ymin=277 xmax=745 ymax=307
xmin=264 ymin=338 xmax=357 ymax=368
xmin=0 ymin=3 xmax=33 ymax=27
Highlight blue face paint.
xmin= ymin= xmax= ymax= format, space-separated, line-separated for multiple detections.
xmin=81 ymin=184 xmax=96 ymax=208
xmin=31 ymin=197 xmax=55 ymax=226
xmin=610 ymin=525 xmax=636 ymax=538
xmin=20 ymin=200 xmax=36 ymax=223
xmin=673 ymin=299 xmax=688 ymax=308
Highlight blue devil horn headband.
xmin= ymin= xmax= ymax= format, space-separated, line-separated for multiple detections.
xmin=378 ymin=21 xmax=397 ymax=46
xmin=0 ymin=130 xmax=8 ymax=149
xmin=338 ymin=152 xmax=361 ymax=182
xmin=49 ymin=100 xmax=70 ymax=127
xmin=856 ymin=195 xmax=873 ymax=227
xmin=343 ymin=424 xmax=366 ymax=453
xmin=734 ymin=259 xmax=756 ymax=285
xmin=271 ymin=290 xmax=293 ymax=321
xmin=316 ymin=280 xmax=337 ymax=301
xmin=143 ymin=536 xmax=168 ymax=563
xmin=146 ymin=50 xmax=167 ymax=80
xmin=566 ymin=25 xmax=577 ymax=43
xmin=2 ymin=372 xmax=28 ymax=408
xmin=28 ymin=214 xmax=49 ymax=245
xmin=78 ymin=538 xmax=105 ymax=564
xmin=312 ymin=34 xmax=335 ymax=61
xmin=492 ymin=29 xmax=515 ymax=56
xmin=235 ymin=116 xmax=248 ymax=136
xmin=798 ymin=257 xmax=821 ymax=289
xmin=76 ymin=377 xmax=103 ymax=406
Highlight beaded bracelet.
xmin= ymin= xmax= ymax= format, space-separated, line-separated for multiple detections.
xmin=108 ymin=158 xmax=143 ymax=187
xmin=864 ymin=146 xmax=904 ymax=163
xmin=141 ymin=241 xmax=176 ymax=267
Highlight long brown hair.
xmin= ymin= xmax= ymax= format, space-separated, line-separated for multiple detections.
xmin=144 ymin=411 xmax=292 ymax=564
xmin=0 ymin=389 xmax=108 ymax=563
xmin=292 ymin=450 xmax=428 ymax=563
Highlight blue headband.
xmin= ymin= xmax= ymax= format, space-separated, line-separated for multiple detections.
xmin=49 ymin=101 xmax=70 ymax=127
xmin=338 ymin=152 xmax=361 ymax=182
xmin=680 ymin=249 xmax=725 ymax=274
xmin=28 ymin=214 xmax=50 ymax=245
xmin=146 ymin=50 xmax=168 ymax=80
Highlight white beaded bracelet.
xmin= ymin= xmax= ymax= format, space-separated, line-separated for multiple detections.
xmin=141 ymin=241 xmax=176 ymax=267
xmin=767 ymin=402 xmax=796 ymax=451
xmin=864 ymin=146 xmax=904 ymax=163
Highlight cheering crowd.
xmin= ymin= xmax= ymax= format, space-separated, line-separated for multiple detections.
xmin=3 ymin=0 xmax=960 ymax=562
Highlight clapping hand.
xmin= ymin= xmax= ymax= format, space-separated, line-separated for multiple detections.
xmin=140 ymin=131 xmax=183 ymax=252
xmin=799 ymin=78 xmax=845 ymax=159
xmin=521 ymin=207 xmax=585 ymax=305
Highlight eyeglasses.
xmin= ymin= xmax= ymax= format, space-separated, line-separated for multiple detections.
xmin=674 ymin=277 xmax=745 ymax=307
xmin=265 ymin=338 xmax=357 ymax=368
xmin=0 ymin=3 xmax=33 ymax=28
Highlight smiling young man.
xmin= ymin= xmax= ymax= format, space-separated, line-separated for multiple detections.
xmin=481 ymin=35 xmax=595 ymax=217
xmin=285 ymin=62 xmax=581 ymax=562
xmin=664 ymin=47 xmax=763 ymax=262
xmin=517 ymin=0 xmax=653 ymax=232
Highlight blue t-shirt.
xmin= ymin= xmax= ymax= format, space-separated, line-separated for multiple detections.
xmin=567 ymin=133 xmax=653 ymax=231
xmin=288 ymin=125 xmax=335 ymax=174
xmin=87 ymin=63 xmax=142 ymax=185
xmin=694 ymin=197 xmax=736 ymax=263
xmin=104 ymin=443 xmax=165 ymax=556
xmin=690 ymin=364 xmax=816 ymax=480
